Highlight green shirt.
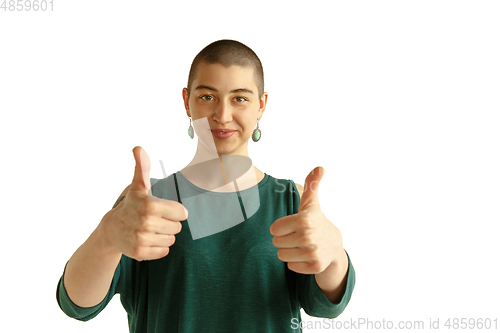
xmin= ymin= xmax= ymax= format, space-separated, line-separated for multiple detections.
xmin=57 ymin=172 xmax=355 ymax=332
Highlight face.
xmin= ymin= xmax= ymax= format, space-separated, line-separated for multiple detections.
xmin=183 ymin=61 xmax=268 ymax=156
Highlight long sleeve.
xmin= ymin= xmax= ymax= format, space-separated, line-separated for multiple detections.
xmin=295 ymin=250 xmax=355 ymax=318
xmin=56 ymin=261 xmax=122 ymax=321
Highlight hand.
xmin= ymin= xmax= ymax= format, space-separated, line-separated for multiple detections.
xmin=270 ymin=167 xmax=343 ymax=274
xmin=100 ymin=146 xmax=188 ymax=261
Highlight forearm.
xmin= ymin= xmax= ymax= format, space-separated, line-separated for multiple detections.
xmin=63 ymin=214 xmax=122 ymax=308
xmin=314 ymin=248 xmax=349 ymax=304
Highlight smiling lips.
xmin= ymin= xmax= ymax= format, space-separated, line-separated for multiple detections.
xmin=210 ymin=129 xmax=236 ymax=140
xmin=211 ymin=129 xmax=236 ymax=134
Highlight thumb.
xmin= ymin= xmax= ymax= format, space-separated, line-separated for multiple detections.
xmin=130 ymin=146 xmax=152 ymax=195
xmin=298 ymin=166 xmax=325 ymax=212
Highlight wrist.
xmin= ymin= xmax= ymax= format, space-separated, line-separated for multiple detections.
xmin=95 ymin=210 xmax=122 ymax=258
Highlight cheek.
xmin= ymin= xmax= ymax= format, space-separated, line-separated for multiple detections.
xmin=239 ymin=116 xmax=256 ymax=132
xmin=191 ymin=103 xmax=212 ymax=115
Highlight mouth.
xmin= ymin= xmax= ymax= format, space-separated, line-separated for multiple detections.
xmin=210 ymin=129 xmax=236 ymax=140
xmin=210 ymin=129 xmax=236 ymax=134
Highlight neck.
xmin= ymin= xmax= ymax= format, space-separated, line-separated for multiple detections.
xmin=180 ymin=138 xmax=260 ymax=192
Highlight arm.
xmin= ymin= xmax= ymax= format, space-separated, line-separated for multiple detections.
xmin=62 ymin=186 xmax=129 ymax=308
xmin=294 ymin=182 xmax=349 ymax=304
xmin=60 ymin=146 xmax=186 ymax=311
xmin=314 ymin=248 xmax=349 ymax=303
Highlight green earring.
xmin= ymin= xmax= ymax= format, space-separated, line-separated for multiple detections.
xmin=252 ymin=119 xmax=261 ymax=142
xmin=188 ymin=117 xmax=194 ymax=139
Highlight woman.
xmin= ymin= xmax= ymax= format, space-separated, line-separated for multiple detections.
xmin=57 ymin=39 xmax=355 ymax=332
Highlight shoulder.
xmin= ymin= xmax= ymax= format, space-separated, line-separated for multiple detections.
xmin=294 ymin=182 xmax=304 ymax=198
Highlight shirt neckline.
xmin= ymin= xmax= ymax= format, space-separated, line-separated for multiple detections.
xmin=175 ymin=170 xmax=270 ymax=195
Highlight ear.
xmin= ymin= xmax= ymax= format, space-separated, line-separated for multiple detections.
xmin=258 ymin=92 xmax=268 ymax=117
xmin=295 ymin=182 xmax=304 ymax=199
xmin=182 ymin=88 xmax=191 ymax=117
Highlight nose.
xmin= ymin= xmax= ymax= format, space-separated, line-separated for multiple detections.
xmin=213 ymin=99 xmax=233 ymax=124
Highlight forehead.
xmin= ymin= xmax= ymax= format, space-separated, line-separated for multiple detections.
xmin=194 ymin=61 xmax=257 ymax=91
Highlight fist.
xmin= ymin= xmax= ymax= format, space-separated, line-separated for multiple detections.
xmin=100 ymin=146 xmax=188 ymax=261
xmin=270 ymin=167 xmax=343 ymax=274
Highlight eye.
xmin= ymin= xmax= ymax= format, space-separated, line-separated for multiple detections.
xmin=199 ymin=95 xmax=214 ymax=101
xmin=235 ymin=96 xmax=248 ymax=103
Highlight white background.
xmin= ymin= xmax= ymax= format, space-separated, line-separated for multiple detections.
xmin=1 ymin=1 xmax=499 ymax=332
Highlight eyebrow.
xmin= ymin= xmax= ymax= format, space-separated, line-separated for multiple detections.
xmin=194 ymin=85 xmax=254 ymax=94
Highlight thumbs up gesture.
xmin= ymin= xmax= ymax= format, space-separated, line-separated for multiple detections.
xmin=100 ymin=146 xmax=189 ymax=261
xmin=270 ymin=167 xmax=344 ymax=275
